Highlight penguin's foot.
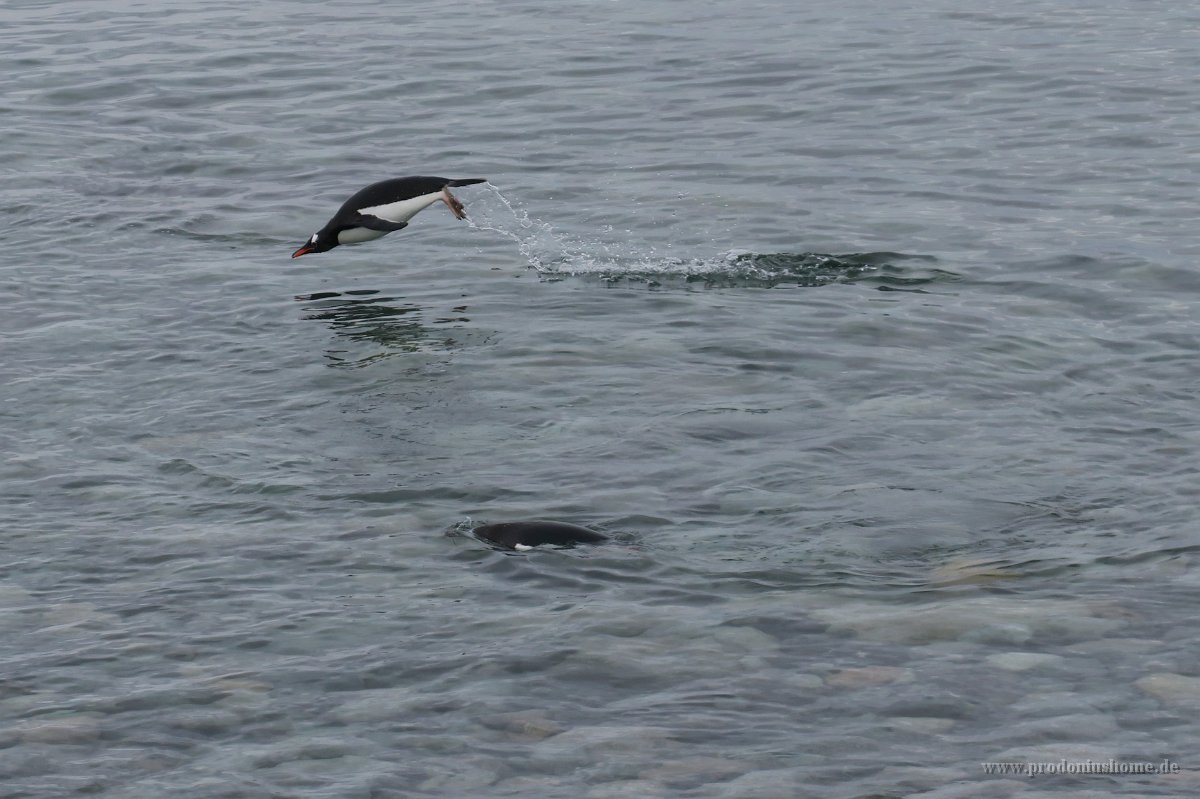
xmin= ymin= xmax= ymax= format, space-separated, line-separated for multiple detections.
xmin=442 ymin=188 xmax=467 ymax=220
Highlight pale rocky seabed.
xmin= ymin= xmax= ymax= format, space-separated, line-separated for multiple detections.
xmin=3 ymin=0 xmax=1200 ymax=797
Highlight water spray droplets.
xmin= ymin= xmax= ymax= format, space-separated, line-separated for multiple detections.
xmin=465 ymin=185 xmax=575 ymax=271
xmin=466 ymin=184 xmax=891 ymax=287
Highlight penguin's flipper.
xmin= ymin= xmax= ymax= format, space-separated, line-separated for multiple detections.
xmin=351 ymin=215 xmax=409 ymax=233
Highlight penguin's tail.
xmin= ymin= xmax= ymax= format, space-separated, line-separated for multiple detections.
xmin=448 ymin=178 xmax=487 ymax=187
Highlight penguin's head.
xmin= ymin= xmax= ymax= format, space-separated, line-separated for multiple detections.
xmin=292 ymin=231 xmax=337 ymax=258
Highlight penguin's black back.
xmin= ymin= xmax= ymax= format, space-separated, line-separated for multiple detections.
xmin=473 ymin=520 xmax=609 ymax=550
xmin=337 ymin=176 xmax=485 ymax=216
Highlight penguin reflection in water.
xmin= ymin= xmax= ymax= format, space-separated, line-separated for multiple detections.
xmin=472 ymin=521 xmax=610 ymax=552
xmin=292 ymin=176 xmax=486 ymax=258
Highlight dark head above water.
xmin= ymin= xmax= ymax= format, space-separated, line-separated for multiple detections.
xmin=473 ymin=520 xmax=609 ymax=551
xmin=292 ymin=176 xmax=487 ymax=258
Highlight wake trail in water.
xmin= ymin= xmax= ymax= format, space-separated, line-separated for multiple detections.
xmin=466 ymin=184 xmax=946 ymax=289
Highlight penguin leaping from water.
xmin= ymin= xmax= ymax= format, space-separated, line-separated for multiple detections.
xmin=292 ymin=176 xmax=487 ymax=258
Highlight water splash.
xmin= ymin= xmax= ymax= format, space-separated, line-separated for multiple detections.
xmin=467 ymin=184 xmax=949 ymax=289
xmin=465 ymin=183 xmax=620 ymax=271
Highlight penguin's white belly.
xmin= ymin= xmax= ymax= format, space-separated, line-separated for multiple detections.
xmin=337 ymin=227 xmax=388 ymax=245
xmin=358 ymin=191 xmax=444 ymax=224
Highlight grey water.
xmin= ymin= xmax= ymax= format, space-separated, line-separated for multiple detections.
xmin=3 ymin=1 xmax=1200 ymax=797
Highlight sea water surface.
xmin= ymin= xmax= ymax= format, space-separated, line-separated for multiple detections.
xmin=3 ymin=1 xmax=1200 ymax=797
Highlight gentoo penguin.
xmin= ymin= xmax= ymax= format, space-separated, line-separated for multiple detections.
xmin=473 ymin=520 xmax=609 ymax=551
xmin=292 ymin=176 xmax=487 ymax=258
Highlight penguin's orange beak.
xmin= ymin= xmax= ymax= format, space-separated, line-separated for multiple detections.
xmin=292 ymin=244 xmax=314 ymax=258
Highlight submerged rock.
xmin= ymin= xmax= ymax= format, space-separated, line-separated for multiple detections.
xmin=826 ymin=665 xmax=914 ymax=689
xmin=809 ymin=596 xmax=1124 ymax=645
xmin=985 ymin=652 xmax=1065 ymax=672
xmin=1135 ymin=672 xmax=1200 ymax=707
